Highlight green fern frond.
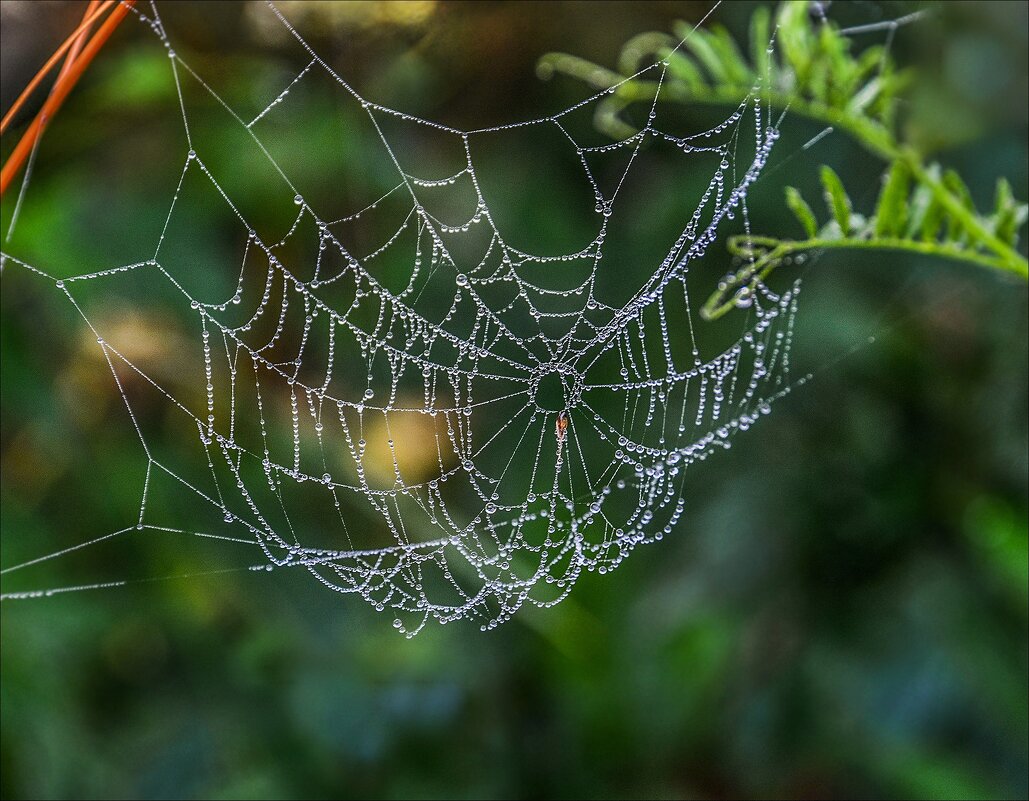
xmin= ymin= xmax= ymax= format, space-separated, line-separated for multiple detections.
xmin=537 ymin=0 xmax=1029 ymax=315
xmin=538 ymin=0 xmax=907 ymax=158
xmin=701 ymin=166 xmax=1029 ymax=320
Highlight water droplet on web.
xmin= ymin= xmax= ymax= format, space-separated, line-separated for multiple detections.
xmin=734 ymin=287 xmax=754 ymax=308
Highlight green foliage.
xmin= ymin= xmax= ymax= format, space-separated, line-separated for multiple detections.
xmin=784 ymin=185 xmax=817 ymax=238
xmin=874 ymin=160 xmax=910 ymax=238
xmin=993 ymin=178 xmax=1029 ymax=246
xmin=539 ymin=0 xmax=1029 ymax=319
xmin=820 ymin=165 xmax=852 ymax=236
xmin=538 ymin=0 xmax=910 ymax=156
xmin=704 ymin=163 xmax=1029 ymax=320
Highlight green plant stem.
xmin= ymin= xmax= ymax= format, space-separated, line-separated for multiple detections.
xmin=702 ymin=234 xmax=1027 ymax=321
xmin=540 ymin=55 xmax=901 ymax=159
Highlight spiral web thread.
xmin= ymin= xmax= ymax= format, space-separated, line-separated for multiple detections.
xmin=0 ymin=1 xmax=801 ymax=635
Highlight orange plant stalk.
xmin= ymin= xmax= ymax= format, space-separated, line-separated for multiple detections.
xmin=7 ymin=0 xmax=105 ymax=200
xmin=0 ymin=0 xmax=115 ymax=136
xmin=56 ymin=2 xmax=105 ymax=89
xmin=0 ymin=0 xmax=135 ymax=198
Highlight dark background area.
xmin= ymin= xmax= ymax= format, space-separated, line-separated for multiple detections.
xmin=1 ymin=2 xmax=1026 ymax=799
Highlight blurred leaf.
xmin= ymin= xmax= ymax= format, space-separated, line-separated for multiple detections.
xmin=964 ymin=496 xmax=1029 ymax=611
xmin=820 ymin=165 xmax=852 ymax=235
xmin=749 ymin=5 xmax=772 ymax=84
xmin=785 ymin=185 xmax=818 ymax=238
xmin=663 ymin=50 xmax=706 ymax=91
xmin=943 ymin=168 xmax=976 ymax=244
xmin=993 ymin=177 xmax=1029 ymax=247
xmin=874 ymin=160 xmax=910 ymax=238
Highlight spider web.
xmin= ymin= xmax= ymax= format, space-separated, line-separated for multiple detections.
xmin=1 ymin=1 xmax=801 ymax=635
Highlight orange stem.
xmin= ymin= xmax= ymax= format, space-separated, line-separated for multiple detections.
xmin=57 ymin=1 xmax=104 ymax=84
xmin=25 ymin=0 xmax=104 ymax=184
xmin=0 ymin=1 xmax=115 ymax=136
xmin=0 ymin=1 xmax=135 ymax=197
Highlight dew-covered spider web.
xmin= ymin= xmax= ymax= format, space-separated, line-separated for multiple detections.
xmin=1 ymin=0 xmax=805 ymax=635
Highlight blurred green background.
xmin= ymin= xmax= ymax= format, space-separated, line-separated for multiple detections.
xmin=1 ymin=1 xmax=1026 ymax=799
